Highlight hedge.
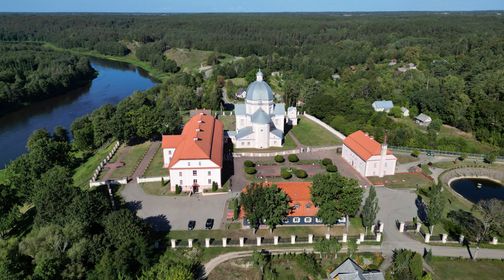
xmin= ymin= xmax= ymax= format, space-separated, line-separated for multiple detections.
xmin=322 ymin=158 xmax=333 ymax=166
xmin=245 ymin=167 xmax=257 ymax=174
xmin=281 ymin=169 xmax=292 ymax=179
xmin=326 ymin=164 xmax=338 ymax=172
xmin=274 ymin=155 xmax=285 ymax=163
xmin=288 ymin=154 xmax=299 ymax=162
xmin=295 ymin=169 xmax=308 ymax=178
xmin=244 ymin=160 xmax=255 ymax=167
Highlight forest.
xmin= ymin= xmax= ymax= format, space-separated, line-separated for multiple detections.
xmin=0 ymin=42 xmax=96 ymax=115
xmin=0 ymin=13 xmax=502 ymax=153
xmin=1 ymin=12 xmax=504 ymax=279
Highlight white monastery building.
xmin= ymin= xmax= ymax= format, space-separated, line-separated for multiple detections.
xmin=162 ymin=112 xmax=223 ymax=193
xmin=342 ymin=130 xmax=397 ymax=178
xmin=230 ymin=70 xmax=297 ymax=149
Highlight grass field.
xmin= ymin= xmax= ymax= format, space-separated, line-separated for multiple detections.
xmin=290 ymin=116 xmax=342 ymax=147
xmin=165 ymin=48 xmax=235 ymax=72
xmin=218 ymin=115 xmax=236 ymax=131
xmin=143 ymin=147 xmax=166 ymax=177
xmin=140 ymin=182 xmax=173 ymax=196
xmin=101 ymin=142 xmax=151 ymax=179
xmin=430 ymin=257 xmax=504 ymax=280
xmin=72 ymin=141 xmax=116 ymax=189
xmin=395 ymin=154 xmax=420 ymax=164
xmin=369 ymin=172 xmax=433 ymax=188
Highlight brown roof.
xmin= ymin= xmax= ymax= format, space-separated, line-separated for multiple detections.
xmin=162 ymin=113 xmax=223 ymax=168
xmin=343 ymin=130 xmax=391 ymax=161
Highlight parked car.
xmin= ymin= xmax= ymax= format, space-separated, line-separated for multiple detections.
xmin=188 ymin=220 xmax=196 ymax=230
xmin=205 ymin=218 xmax=214 ymax=230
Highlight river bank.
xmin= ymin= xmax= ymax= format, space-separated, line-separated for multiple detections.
xmin=43 ymin=42 xmax=169 ymax=82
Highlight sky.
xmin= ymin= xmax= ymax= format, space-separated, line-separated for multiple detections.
xmin=1 ymin=0 xmax=503 ymax=13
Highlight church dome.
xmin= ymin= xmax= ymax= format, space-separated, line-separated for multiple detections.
xmin=251 ymin=108 xmax=271 ymax=124
xmin=246 ymin=70 xmax=274 ymax=101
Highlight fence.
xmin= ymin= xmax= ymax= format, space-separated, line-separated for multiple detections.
xmin=233 ymin=145 xmax=340 ymax=158
xmin=389 ymin=145 xmax=504 ymax=161
xmin=137 ymin=176 xmax=170 ymax=184
xmin=89 ymin=141 xmax=121 ymax=188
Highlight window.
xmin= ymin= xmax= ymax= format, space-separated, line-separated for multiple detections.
xmin=188 ymin=162 xmax=191 ymax=166
xmin=374 ymin=163 xmax=378 ymax=168
xmin=247 ymin=142 xmax=250 ymax=146
xmin=168 ymin=150 xmax=172 ymax=155
xmin=193 ymin=179 xmax=198 ymax=184
xmin=385 ymin=162 xmax=388 ymax=167
xmin=293 ymin=217 xmax=301 ymax=223
xmin=208 ymin=171 xmax=211 ymax=176
xmin=305 ymin=203 xmax=312 ymax=208
xmin=179 ymin=180 xmax=183 ymax=185
xmin=315 ymin=217 xmax=323 ymax=223
xmin=304 ymin=217 xmax=312 ymax=223
xmin=193 ymin=170 xmax=197 ymax=176
xmin=282 ymin=217 xmax=289 ymax=224
xmin=208 ymin=179 xmax=211 ymax=184
xmin=179 ymin=172 xmax=182 ymax=176
xmin=199 ymin=161 xmax=201 ymax=166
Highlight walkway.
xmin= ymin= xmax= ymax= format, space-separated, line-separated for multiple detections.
xmin=101 ymin=145 xmax=130 ymax=181
xmin=132 ymin=141 xmax=160 ymax=178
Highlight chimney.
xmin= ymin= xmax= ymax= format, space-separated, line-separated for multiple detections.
xmin=193 ymin=137 xmax=199 ymax=141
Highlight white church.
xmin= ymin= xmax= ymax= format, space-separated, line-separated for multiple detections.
xmin=230 ymin=70 xmax=297 ymax=149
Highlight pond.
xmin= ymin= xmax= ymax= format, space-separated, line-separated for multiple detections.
xmin=450 ymin=178 xmax=504 ymax=203
xmin=0 ymin=58 xmax=157 ymax=167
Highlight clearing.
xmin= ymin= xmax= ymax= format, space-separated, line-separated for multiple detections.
xmin=430 ymin=257 xmax=504 ymax=280
xmin=289 ymin=116 xmax=342 ymax=147
xmin=165 ymin=48 xmax=234 ymax=72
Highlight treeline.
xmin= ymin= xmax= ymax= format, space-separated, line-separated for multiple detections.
xmin=0 ymin=42 xmax=96 ymax=115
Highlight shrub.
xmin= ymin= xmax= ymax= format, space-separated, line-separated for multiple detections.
xmin=326 ymin=164 xmax=338 ymax=172
xmin=322 ymin=158 xmax=333 ymax=166
xmin=245 ymin=167 xmax=257 ymax=175
xmin=175 ymin=185 xmax=182 ymax=194
xmin=288 ymin=154 xmax=299 ymax=162
xmin=212 ymin=181 xmax=218 ymax=192
xmin=161 ymin=177 xmax=165 ymax=186
xmin=411 ymin=150 xmax=420 ymax=157
xmin=244 ymin=160 xmax=255 ymax=167
xmin=484 ymin=153 xmax=496 ymax=164
xmin=274 ymin=155 xmax=285 ymax=163
xmin=281 ymin=169 xmax=292 ymax=179
xmin=295 ymin=169 xmax=308 ymax=178
xmin=458 ymin=153 xmax=467 ymax=161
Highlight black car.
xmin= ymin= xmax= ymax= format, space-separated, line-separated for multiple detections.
xmin=205 ymin=218 xmax=214 ymax=230
xmin=188 ymin=220 xmax=196 ymax=230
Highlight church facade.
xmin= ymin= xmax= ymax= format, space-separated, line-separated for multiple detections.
xmin=231 ymin=70 xmax=297 ymax=149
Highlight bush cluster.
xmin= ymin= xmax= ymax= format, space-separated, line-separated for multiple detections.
xmin=274 ymin=155 xmax=285 ymax=163
xmin=244 ymin=160 xmax=255 ymax=167
xmin=288 ymin=154 xmax=299 ymax=162
xmin=326 ymin=164 xmax=338 ymax=172
xmin=281 ymin=169 xmax=292 ymax=179
xmin=175 ymin=185 xmax=182 ymax=194
xmin=245 ymin=167 xmax=257 ymax=175
xmin=295 ymin=169 xmax=308 ymax=178
xmin=321 ymin=158 xmax=333 ymax=166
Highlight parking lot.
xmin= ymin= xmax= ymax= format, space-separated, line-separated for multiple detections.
xmin=121 ymin=182 xmax=236 ymax=231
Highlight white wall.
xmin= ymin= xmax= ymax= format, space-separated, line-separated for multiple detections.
xmin=169 ymin=168 xmax=221 ymax=192
xmin=163 ymin=148 xmax=176 ymax=167
xmin=342 ymin=145 xmax=366 ymax=176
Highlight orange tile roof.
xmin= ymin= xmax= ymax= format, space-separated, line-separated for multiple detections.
xmin=240 ymin=182 xmax=318 ymax=217
xmin=343 ymin=130 xmax=392 ymax=161
xmin=162 ymin=113 xmax=223 ymax=168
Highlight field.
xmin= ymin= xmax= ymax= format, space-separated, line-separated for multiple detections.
xmin=368 ymin=172 xmax=433 ymax=188
xmin=289 ymin=116 xmax=342 ymax=147
xmin=140 ymin=182 xmax=173 ymax=196
xmin=218 ymin=114 xmax=236 ymax=131
xmin=165 ymin=48 xmax=235 ymax=72
xmin=72 ymin=141 xmax=117 ymax=189
xmin=430 ymin=257 xmax=504 ymax=280
xmin=143 ymin=147 xmax=166 ymax=177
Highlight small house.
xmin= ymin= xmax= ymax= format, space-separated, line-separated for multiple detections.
xmin=235 ymin=88 xmax=246 ymax=99
xmin=329 ymin=258 xmax=385 ymax=280
xmin=372 ymin=100 xmax=394 ymax=113
xmin=400 ymin=107 xmax=410 ymax=117
xmin=415 ymin=113 xmax=432 ymax=127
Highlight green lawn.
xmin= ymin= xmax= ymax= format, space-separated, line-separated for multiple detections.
xmin=72 ymin=141 xmax=117 ymax=189
xmin=218 ymin=115 xmax=236 ymax=131
xmin=395 ymin=154 xmax=420 ymax=164
xmin=140 ymin=182 xmax=174 ymax=196
xmin=430 ymin=257 xmax=504 ymax=280
xmin=165 ymin=48 xmax=234 ymax=73
xmin=102 ymin=142 xmax=151 ymax=179
xmin=143 ymin=147 xmax=166 ymax=177
xmin=369 ymin=173 xmax=433 ymax=189
xmin=290 ymin=116 xmax=342 ymax=147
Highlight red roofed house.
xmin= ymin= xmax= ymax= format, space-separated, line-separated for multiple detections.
xmin=342 ymin=130 xmax=396 ymax=178
xmin=162 ymin=112 xmax=223 ymax=193
xmin=241 ymin=182 xmax=345 ymax=227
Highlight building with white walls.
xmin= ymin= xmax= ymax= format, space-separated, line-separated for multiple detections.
xmin=230 ymin=70 xmax=297 ymax=149
xmin=342 ymin=130 xmax=397 ymax=178
xmin=162 ymin=112 xmax=223 ymax=193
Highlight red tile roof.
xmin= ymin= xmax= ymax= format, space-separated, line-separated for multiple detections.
xmin=162 ymin=113 xmax=223 ymax=168
xmin=240 ymin=182 xmax=318 ymax=217
xmin=343 ymin=130 xmax=391 ymax=161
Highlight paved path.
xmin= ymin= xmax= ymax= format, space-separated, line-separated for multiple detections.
xmin=132 ymin=141 xmax=160 ymax=178
xmin=287 ymin=132 xmax=303 ymax=148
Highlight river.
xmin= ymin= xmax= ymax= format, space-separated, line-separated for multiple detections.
xmin=0 ymin=58 xmax=157 ymax=168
